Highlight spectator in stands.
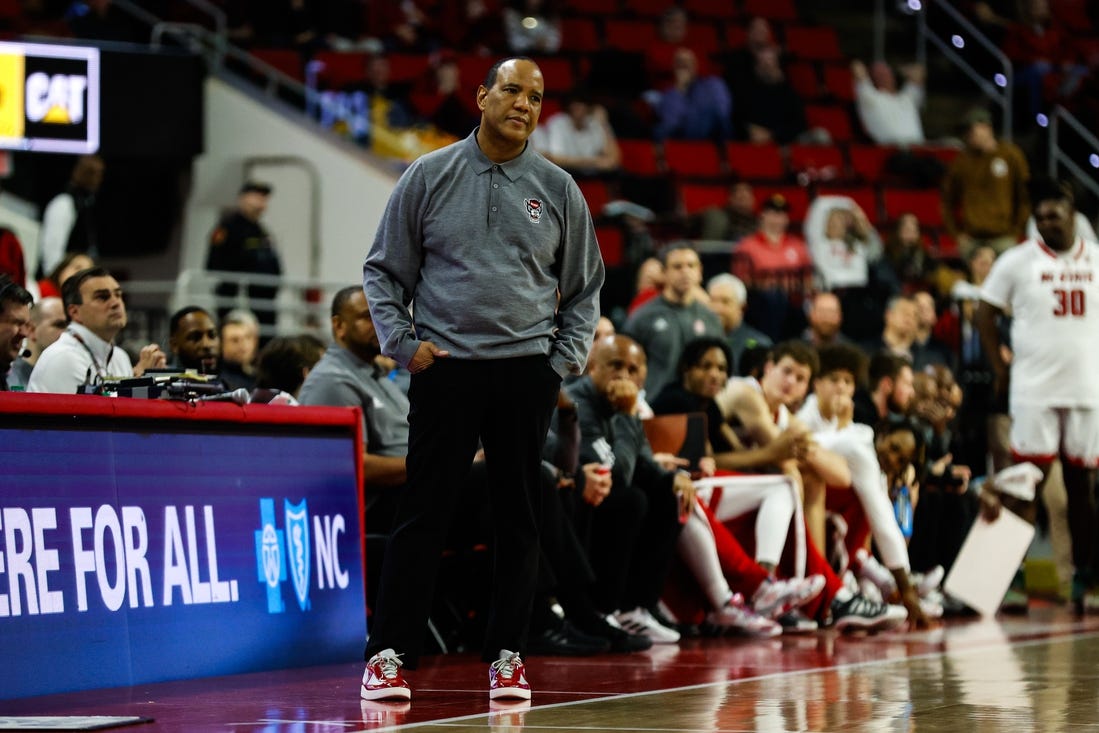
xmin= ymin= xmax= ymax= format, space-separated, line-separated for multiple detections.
xmin=645 ymin=6 xmax=695 ymax=90
xmin=941 ymin=107 xmax=1030 ymax=260
xmin=346 ymin=53 xmax=417 ymax=129
xmin=911 ymin=291 xmax=955 ymax=371
xmin=862 ymin=294 xmax=919 ymax=362
xmin=732 ymin=194 xmax=813 ymax=341
xmin=206 ymin=181 xmax=282 ymax=332
xmin=502 ymin=0 xmax=561 ymax=54
xmin=853 ymin=351 xmax=915 ymax=428
xmin=167 ymin=306 xmax=220 ymax=374
xmin=567 ymin=334 xmax=690 ymax=643
xmin=531 ymin=89 xmax=621 ymax=175
xmin=27 ymin=266 xmax=165 ymax=393
xmin=652 ymin=48 xmax=733 ymax=143
xmin=883 ymin=213 xmax=935 ymax=293
xmin=1001 ymin=0 xmax=1087 ymax=123
xmin=409 ymin=52 xmax=481 ymax=139
xmin=0 ymin=273 xmax=32 ymax=392
xmin=723 ymin=16 xmax=780 ymax=97
xmin=219 ymin=308 xmax=260 ymax=391
xmin=627 ymin=257 xmax=664 ymax=316
xmin=804 ymin=195 xmax=883 ymax=291
xmin=851 ymin=59 xmax=926 ymax=146
xmin=38 ymin=155 xmax=104 ymax=277
xmin=253 ymin=334 xmax=325 ymax=401
xmin=801 ymin=291 xmax=852 ymax=349
xmin=8 ymin=296 xmax=65 ymax=390
xmin=38 ymin=252 xmax=94 ymax=300
xmin=622 ymin=244 xmax=723 ymax=396
xmin=439 ymin=0 xmax=506 ymax=55
xmin=705 ymin=273 xmax=771 ymax=373
xmin=738 ymin=45 xmax=809 ymax=145
xmin=370 ymin=0 xmax=438 ymax=53
xmin=693 ymin=181 xmax=757 ymax=243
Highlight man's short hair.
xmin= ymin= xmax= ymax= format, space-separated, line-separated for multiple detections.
xmin=331 ymin=286 xmax=363 ymax=318
xmin=0 ymin=273 xmax=32 ymax=310
xmin=220 ymin=308 xmax=259 ymax=334
xmin=707 ymin=273 xmax=747 ymax=305
xmin=61 ymin=266 xmax=111 ymax=315
xmin=239 ymin=181 xmax=272 ymax=196
xmin=867 ymin=351 xmax=911 ymax=390
xmin=659 ymin=242 xmax=698 ymax=267
xmin=768 ymin=340 xmax=819 ymax=378
xmin=1028 ymin=175 xmax=1074 ymax=208
xmin=817 ymin=343 xmax=867 ymax=385
xmin=255 ymin=334 xmax=326 ymax=394
xmin=483 ymin=56 xmax=535 ymax=89
xmin=676 ymin=336 xmax=733 ymax=379
xmin=168 ymin=306 xmax=212 ymax=337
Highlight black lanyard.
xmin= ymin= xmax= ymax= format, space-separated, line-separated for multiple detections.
xmin=66 ymin=328 xmax=114 ymax=384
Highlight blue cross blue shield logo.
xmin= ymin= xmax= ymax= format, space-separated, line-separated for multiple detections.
xmin=284 ymin=498 xmax=311 ymax=612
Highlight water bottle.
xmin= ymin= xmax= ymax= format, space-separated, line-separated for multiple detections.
xmin=893 ymin=484 xmax=913 ymax=539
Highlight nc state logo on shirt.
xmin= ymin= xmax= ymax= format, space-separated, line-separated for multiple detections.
xmin=525 ymin=198 xmax=543 ymax=223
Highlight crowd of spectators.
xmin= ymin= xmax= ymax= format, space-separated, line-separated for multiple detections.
xmin=2 ymin=0 xmax=1098 ymax=656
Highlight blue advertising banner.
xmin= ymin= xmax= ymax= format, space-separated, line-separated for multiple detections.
xmin=0 ymin=407 xmax=366 ymax=700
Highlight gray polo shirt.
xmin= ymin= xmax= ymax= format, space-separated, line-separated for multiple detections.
xmin=363 ymin=129 xmax=605 ymax=377
xmin=298 ymin=344 xmax=409 ymax=457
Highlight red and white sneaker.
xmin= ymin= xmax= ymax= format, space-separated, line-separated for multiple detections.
xmin=489 ymin=649 xmax=531 ymax=700
xmin=361 ymin=648 xmax=411 ymax=701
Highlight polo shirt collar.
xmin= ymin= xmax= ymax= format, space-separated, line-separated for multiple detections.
xmin=68 ymin=322 xmax=114 ymax=362
xmin=462 ymin=128 xmax=535 ymax=181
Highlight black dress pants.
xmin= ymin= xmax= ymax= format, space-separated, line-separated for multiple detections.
xmin=364 ymin=355 xmax=561 ymax=667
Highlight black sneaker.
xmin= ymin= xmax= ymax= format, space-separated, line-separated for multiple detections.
xmin=574 ymin=612 xmax=653 ymax=652
xmin=830 ymin=592 xmax=907 ymax=632
xmin=526 ymin=618 xmax=610 ymax=656
xmin=777 ymin=609 xmax=818 ymax=634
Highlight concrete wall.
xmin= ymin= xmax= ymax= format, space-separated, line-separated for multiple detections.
xmin=179 ymin=76 xmax=400 ymax=298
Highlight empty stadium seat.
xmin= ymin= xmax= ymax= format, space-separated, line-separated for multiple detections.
xmin=387 ymin=53 xmax=431 ymax=84
xmin=528 ymin=56 xmax=576 ymax=93
xmin=679 ymin=183 xmax=729 ymax=214
xmin=822 ymin=64 xmax=855 ymax=102
xmin=310 ymin=50 xmax=365 ymax=88
xmin=662 ymin=140 xmax=724 ymax=178
xmin=785 ymin=26 xmax=844 ymax=62
xmin=882 ymin=188 xmax=943 ymax=227
xmin=618 ymin=139 xmax=662 ymax=175
xmin=605 ymin=19 xmax=659 ymax=52
xmin=684 ymin=0 xmax=740 ymax=20
xmin=786 ymin=61 xmax=822 ymax=100
xmin=578 ymin=179 xmax=611 ymax=215
xmin=624 ymin=0 xmax=670 ymax=17
xmin=743 ymin=0 xmax=798 ymax=23
xmin=848 ymin=144 xmax=897 ymax=182
xmin=595 ymin=225 xmax=625 ymax=267
xmin=788 ymin=144 xmax=846 ymax=180
xmin=560 ymin=17 xmax=601 ymax=53
xmin=806 ymin=104 xmax=855 ymax=142
xmin=725 ymin=142 xmax=785 ymax=181
xmin=252 ymin=48 xmax=304 ymax=83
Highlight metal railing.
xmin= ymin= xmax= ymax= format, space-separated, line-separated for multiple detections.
xmin=1049 ymin=105 xmax=1099 ymax=202
xmin=916 ymin=0 xmax=1014 ymax=141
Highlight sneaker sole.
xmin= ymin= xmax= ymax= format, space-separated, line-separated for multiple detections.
xmin=490 ymin=687 xmax=532 ymax=701
xmin=360 ymin=685 xmax=411 ymax=701
xmin=833 ymin=612 xmax=907 ymax=632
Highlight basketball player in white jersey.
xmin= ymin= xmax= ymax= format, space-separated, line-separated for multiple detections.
xmin=976 ymin=176 xmax=1099 ymax=613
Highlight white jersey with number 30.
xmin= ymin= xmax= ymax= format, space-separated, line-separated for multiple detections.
xmin=981 ymin=237 xmax=1099 ymax=408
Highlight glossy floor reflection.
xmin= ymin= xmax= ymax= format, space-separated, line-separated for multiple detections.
xmin=4 ymin=604 xmax=1099 ymax=732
